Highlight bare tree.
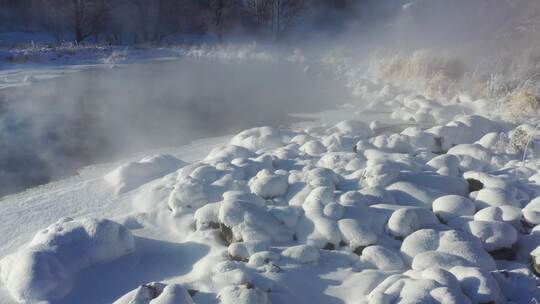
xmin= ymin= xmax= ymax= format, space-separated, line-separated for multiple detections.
xmin=203 ymin=0 xmax=241 ymax=43
xmin=42 ymin=0 xmax=110 ymax=43
xmin=244 ymin=0 xmax=308 ymax=40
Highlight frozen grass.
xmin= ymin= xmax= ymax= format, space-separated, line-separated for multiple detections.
xmin=368 ymin=50 xmax=465 ymax=100
xmin=368 ymin=48 xmax=540 ymax=121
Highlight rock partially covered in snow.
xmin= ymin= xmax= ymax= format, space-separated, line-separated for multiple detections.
xmin=217 ymin=285 xmax=270 ymax=304
xmin=249 ymin=169 xmax=288 ymax=199
xmin=228 ymin=241 xmax=269 ymax=261
xmin=218 ymin=193 xmax=292 ymax=243
xmin=300 ymin=140 xmax=326 ymax=155
xmin=105 ymin=154 xmax=185 ymax=194
xmin=449 ymin=266 xmax=503 ymax=304
xmin=523 ymin=197 xmax=540 ymax=225
xmin=168 ymin=178 xmax=208 ymax=214
xmin=401 ymin=229 xmax=495 ymax=271
xmin=205 ymin=145 xmax=256 ymax=163
xmin=338 ymin=218 xmax=378 ymax=250
xmin=426 ymin=154 xmax=461 ymax=177
xmin=334 ymin=120 xmax=373 ymax=137
xmin=230 ymin=127 xmax=284 ymax=151
xmin=432 ymin=195 xmax=476 ymax=222
xmin=474 ymin=206 xmax=522 ymax=229
xmin=360 ymin=245 xmax=405 ymax=271
xmin=281 ymin=244 xmax=320 ymax=264
xmin=367 ymin=271 xmax=470 ymax=303
xmin=464 ymin=220 xmax=518 ymax=252
xmin=532 ymin=246 xmax=540 ymax=276
xmin=387 ymin=207 xmax=440 ymax=238
xmin=113 ymin=282 xmax=195 ymax=304
xmin=0 ymin=218 xmax=135 ymax=303
xmin=362 ymin=161 xmax=401 ymax=188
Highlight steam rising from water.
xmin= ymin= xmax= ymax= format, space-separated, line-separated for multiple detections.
xmin=0 ymin=56 xmax=345 ymax=196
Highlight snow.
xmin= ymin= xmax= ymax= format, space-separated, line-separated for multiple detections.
xmin=387 ymin=207 xmax=440 ymax=238
xmin=0 ymin=218 xmax=135 ymax=303
xmin=449 ymin=266 xmax=504 ymax=303
xmin=524 ymin=197 xmax=540 ymax=225
xmin=113 ymin=283 xmax=195 ymax=304
xmin=360 ymin=245 xmax=405 ymax=271
xmin=217 ymin=285 xmax=270 ymax=304
xmin=1 ymin=46 xmax=540 ymax=304
xmin=229 ymin=127 xmax=285 ymax=152
xmin=432 ymin=195 xmax=476 ymax=222
xmin=281 ymin=245 xmax=320 ymax=264
xmin=248 ymin=170 xmax=289 ymax=199
xmin=464 ymin=220 xmax=518 ymax=252
xmin=105 ymin=154 xmax=186 ymax=194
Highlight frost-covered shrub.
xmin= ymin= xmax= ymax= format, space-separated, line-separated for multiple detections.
xmin=369 ymin=50 xmax=465 ymax=99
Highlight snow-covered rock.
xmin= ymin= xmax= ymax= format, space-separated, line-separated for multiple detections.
xmin=218 ymin=285 xmax=270 ymax=304
xmin=387 ymin=207 xmax=440 ymax=238
xmin=105 ymin=154 xmax=185 ymax=194
xmin=449 ymin=266 xmax=503 ymax=304
xmin=300 ymin=140 xmax=327 ymax=155
xmin=432 ymin=195 xmax=476 ymax=222
xmin=113 ymin=282 xmax=195 ymax=304
xmin=168 ymin=178 xmax=208 ymax=214
xmin=523 ymin=197 xmax=540 ymax=225
xmin=218 ymin=194 xmax=292 ymax=243
xmin=334 ymin=120 xmax=373 ymax=138
xmin=0 ymin=218 xmax=135 ymax=303
xmin=401 ymin=229 xmax=496 ymax=271
xmin=473 ymin=206 xmax=522 ymax=229
xmin=464 ymin=220 xmax=518 ymax=252
xmin=281 ymin=245 xmax=320 ymax=264
xmin=229 ymin=126 xmax=285 ymax=151
xmin=248 ymin=169 xmax=288 ymax=199
xmin=360 ymin=245 xmax=406 ymax=271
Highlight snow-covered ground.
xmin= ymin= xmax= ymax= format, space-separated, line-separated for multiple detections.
xmin=1 ymin=47 xmax=540 ymax=303
xmin=0 ymin=44 xmax=190 ymax=90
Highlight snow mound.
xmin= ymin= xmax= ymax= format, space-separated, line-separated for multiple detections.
xmin=0 ymin=218 xmax=135 ymax=303
xmin=217 ymin=285 xmax=270 ymax=304
xmin=113 ymin=282 xmax=195 ymax=304
xmin=387 ymin=207 xmax=440 ymax=238
xmin=105 ymin=154 xmax=185 ymax=194
xmin=432 ymin=195 xmax=476 ymax=222
xmin=229 ymin=126 xmax=285 ymax=151
xmin=401 ymin=229 xmax=496 ymax=271
xmin=281 ymin=245 xmax=320 ymax=264
xmin=334 ymin=120 xmax=373 ymax=137
xmin=523 ymin=197 xmax=540 ymax=225
xmin=464 ymin=220 xmax=518 ymax=252
xmin=360 ymin=245 xmax=405 ymax=271
xmin=248 ymin=169 xmax=289 ymax=199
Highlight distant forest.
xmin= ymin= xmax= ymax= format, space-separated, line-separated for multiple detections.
xmin=0 ymin=0 xmax=401 ymax=44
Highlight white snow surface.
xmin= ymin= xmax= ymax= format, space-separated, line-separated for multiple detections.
xmin=1 ymin=50 xmax=540 ymax=304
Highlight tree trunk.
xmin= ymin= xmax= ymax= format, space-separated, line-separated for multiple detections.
xmin=75 ymin=26 xmax=83 ymax=43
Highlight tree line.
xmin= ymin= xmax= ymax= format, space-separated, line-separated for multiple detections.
xmin=0 ymin=0 xmax=385 ymax=44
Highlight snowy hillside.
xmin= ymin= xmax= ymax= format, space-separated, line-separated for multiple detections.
xmin=1 ymin=45 xmax=540 ymax=303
